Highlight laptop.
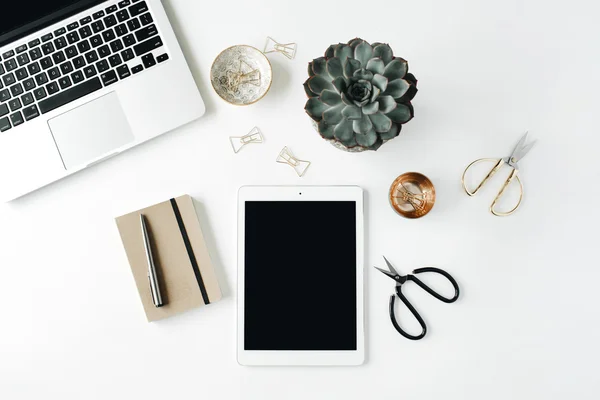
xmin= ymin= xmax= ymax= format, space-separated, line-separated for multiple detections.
xmin=0 ymin=0 xmax=205 ymax=201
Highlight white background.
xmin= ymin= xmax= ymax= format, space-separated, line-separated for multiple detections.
xmin=1 ymin=0 xmax=599 ymax=398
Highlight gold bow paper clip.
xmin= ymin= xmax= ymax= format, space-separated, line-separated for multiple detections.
xmin=276 ymin=147 xmax=311 ymax=177
xmin=394 ymin=182 xmax=428 ymax=213
xmin=225 ymin=59 xmax=261 ymax=91
xmin=230 ymin=127 xmax=264 ymax=153
xmin=263 ymin=37 xmax=297 ymax=60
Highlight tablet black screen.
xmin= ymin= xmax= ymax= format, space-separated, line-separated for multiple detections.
xmin=244 ymin=201 xmax=357 ymax=351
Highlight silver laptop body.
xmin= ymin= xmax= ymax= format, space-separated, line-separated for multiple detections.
xmin=0 ymin=0 xmax=205 ymax=201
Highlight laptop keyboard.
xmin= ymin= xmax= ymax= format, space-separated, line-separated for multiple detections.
xmin=0 ymin=0 xmax=168 ymax=133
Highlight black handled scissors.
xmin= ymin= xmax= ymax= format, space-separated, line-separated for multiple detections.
xmin=375 ymin=256 xmax=460 ymax=340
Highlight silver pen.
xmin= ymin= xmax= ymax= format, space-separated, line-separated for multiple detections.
xmin=141 ymin=214 xmax=164 ymax=307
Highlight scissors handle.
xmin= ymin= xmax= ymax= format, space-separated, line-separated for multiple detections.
xmin=389 ymin=268 xmax=460 ymax=340
xmin=389 ymin=292 xmax=427 ymax=340
xmin=490 ymin=170 xmax=523 ymax=216
xmin=462 ymin=158 xmax=504 ymax=196
xmin=408 ymin=267 xmax=460 ymax=303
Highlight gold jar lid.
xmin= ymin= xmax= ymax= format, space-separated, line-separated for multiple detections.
xmin=389 ymin=172 xmax=436 ymax=219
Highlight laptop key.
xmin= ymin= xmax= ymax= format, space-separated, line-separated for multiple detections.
xmin=157 ymin=53 xmax=168 ymax=63
xmin=127 ymin=18 xmax=140 ymax=32
xmin=29 ymin=48 xmax=42 ymax=61
xmin=41 ymin=33 xmax=53 ymax=42
xmin=139 ymin=13 xmax=153 ymax=26
xmin=0 ymin=89 xmax=10 ymax=102
xmin=28 ymin=62 xmax=41 ymax=75
xmin=65 ymin=46 xmax=78 ymax=58
xmin=77 ymin=40 xmax=91 ymax=53
xmin=3 ymin=50 xmax=15 ymax=59
xmin=17 ymin=53 xmax=30 ymax=66
xmin=123 ymin=34 xmax=136 ymax=47
xmin=103 ymin=29 xmax=116 ymax=43
xmin=115 ymin=24 xmax=128 ymax=37
xmin=142 ymin=53 xmax=155 ymax=68
xmin=15 ymin=68 xmax=28 ymax=81
xmin=3 ymin=73 xmax=16 ymax=86
xmin=60 ymin=61 xmax=74 ymax=75
xmin=21 ymin=92 xmax=34 ymax=106
xmin=40 ymin=57 xmax=53 ymax=70
xmin=52 ymin=51 xmax=66 ymax=64
xmin=96 ymin=59 xmax=109 ymax=72
xmin=135 ymin=25 xmax=157 ymax=42
xmin=119 ymin=0 xmax=131 ymax=8
xmin=71 ymin=70 xmax=84 ymax=84
xmin=98 ymin=45 xmax=111 ymax=58
xmin=90 ymin=35 xmax=103 ymax=47
xmin=67 ymin=22 xmax=79 ymax=31
xmin=54 ymin=37 xmax=68 ymax=50
xmin=28 ymin=39 xmax=41 ymax=48
xmin=134 ymin=36 xmax=162 ymax=57
xmin=67 ymin=32 xmax=80 ymax=44
xmin=79 ymin=26 xmax=93 ymax=39
xmin=9 ymin=98 xmax=22 ymax=111
xmin=110 ymin=39 xmax=124 ymax=53
xmin=39 ymin=77 xmax=102 ymax=114
xmin=109 ymin=54 xmax=122 ymax=67
xmin=85 ymin=50 xmax=99 ymax=63
xmin=73 ymin=56 xmax=86 ymax=69
xmin=121 ymin=48 xmax=134 ymax=62
xmin=35 ymin=72 xmax=49 ymax=86
xmin=42 ymin=43 xmax=55 ymax=55
xmin=23 ymin=105 xmax=40 ymax=121
xmin=0 ymin=103 xmax=8 ymax=116
xmin=131 ymin=64 xmax=143 ymax=74
xmin=54 ymin=27 xmax=67 ymax=36
xmin=106 ymin=5 xmax=118 ymax=13
xmin=0 ymin=117 xmax=10 ymax=132
xmin=101 ymin=70 xmax=118 ymax=86
xmin=0 ymin=64 xmax=4 ymax=75
xmin=10 ymin=83 xmax=23 ymax=97
xmin=34 ymin=87 xmax=47 ymax=100
xmin=105 ymin=15 xmax=118 ymax=28
xmin=48 ymin=67 xmax=61 ymax=80
xmin=93 ymin=11 xmax=105 ymax=20
xmin=92 ymin=21 xmax=105 ymax=33
xmin=16 ymin=45 xmax=28 ymax=54
xmin=117 ymin=10 xmax=130 ymax=22
xmin=129 ymin=1 xmax=148 ymax=17
xmin=46 ymin=81 xmax=59 ymax=95
xmin=80 ymin=16 xmax=92 ymax=25
xmin=23 ymin=78 xmax=35 ymax=91
xmin=59 ymin=76 xmax=72 ymax=89
xmin=5 ymin=59 xmax=18 ymax=72
xmin=116 ymin=64 xmax=130 ymax=79
xmin=10 ymin=111 xmax=24 ymax=126
xmin=84 ymin=65 xmax=97 ymax=78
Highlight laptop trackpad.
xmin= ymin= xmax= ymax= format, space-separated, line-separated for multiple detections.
xmin=48 ymin=92 xmax=135 ymax=170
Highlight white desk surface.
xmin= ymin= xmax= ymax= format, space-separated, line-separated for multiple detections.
xmin=1 ymin=0 xmax=598 ymax=398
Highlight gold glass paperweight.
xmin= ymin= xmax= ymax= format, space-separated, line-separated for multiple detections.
xmin=389 ymin=172 xmax=436 ymax=218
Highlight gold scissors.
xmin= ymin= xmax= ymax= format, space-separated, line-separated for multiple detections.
xmin=462 ymin=132 xmax=535 ymax=216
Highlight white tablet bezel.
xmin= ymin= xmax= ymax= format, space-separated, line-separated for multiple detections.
xmin=237 ymin=186 xmax=365 ymax=366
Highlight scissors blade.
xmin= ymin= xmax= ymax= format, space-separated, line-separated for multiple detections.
xmin=509 ymin=132 xmax=535 ymax=164
xmin=374 ymin=266 xmax=397 ymax=280
xmin=383 ymin=256 xmax=401 ymax=276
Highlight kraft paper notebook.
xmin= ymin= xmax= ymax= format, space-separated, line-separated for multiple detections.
xmin=116 ymin=195 xmax=221 ymax=322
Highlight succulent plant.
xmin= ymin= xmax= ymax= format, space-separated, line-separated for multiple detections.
xmin=304 ymin=38 xmax=418 ymax=151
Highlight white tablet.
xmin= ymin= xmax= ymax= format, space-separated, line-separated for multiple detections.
xmin=237 ymin=186 xmax=364 ymax=366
